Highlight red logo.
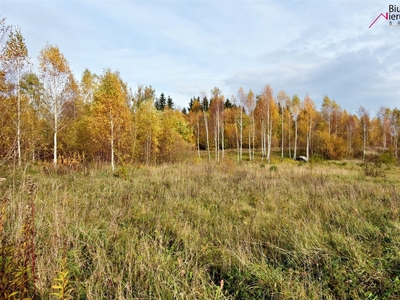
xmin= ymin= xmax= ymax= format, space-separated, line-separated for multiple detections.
xmin=369 ymin=12 xmax=388 ymax=28
xmin=369 ymin=5 xmax=400 ymax=28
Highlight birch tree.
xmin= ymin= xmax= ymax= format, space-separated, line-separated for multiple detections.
xmin=237 ymin=87 xmax=247 ymax=161
xmin=257 ymin=85 xmax=277 ymax=163
xmin=80 ymin=69 xmax=98 ymax=103
xmin=2 ymin=27 xmax=29 ymax=167
xmin=200 ymin=91 xmax=211 ymax=160
xmin=390 ymin=108 xmax=400 ymax=159
xmin=377 ymin=106 xmax=391 ymax=150
xmin=135 ymin=99 xmax=161 ymax=165
xmin=303 ymin=94 xmax=316 ymax=160
xmin=291 ymin=95 xmax=301 ymax=159
xmin=210 ymin=87 xmax=224 ymax=161
xmin=358 ymin=106 xmax=370 ymax=160
xmin=90 ymin=69 xmax=132 ymax=170
xmin=321 ymin=95 xmax=334 ymax=136
xmin=189 ymin=99 xmax=202 ymax=158
xmin=231 ymin=94 xmax=240 ymax=160
xmin=285 ymin=96 xmax=292 ymax=158
xmin=38 ymin=44 xmax=73 ymax=166
xmin=245 ymin=90 xmax=256 ymax=161
xmin=276 ymin=90 xmax=289 ymax=160
xmin=20 ymin=72 xmax=44 ymax=161
xmin=344 ymin=111 xmax=357 ymax=158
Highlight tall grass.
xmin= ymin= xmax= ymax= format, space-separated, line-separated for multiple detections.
xmin=1 ymin=159 xmax=400 ymax=299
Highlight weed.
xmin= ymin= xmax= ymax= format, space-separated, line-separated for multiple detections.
xmin=269 ymin=165 xmax=278 ymax=172
xmin=51 ymin=258 xmax=73 ymax=300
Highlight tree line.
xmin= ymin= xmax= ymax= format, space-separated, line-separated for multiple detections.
xmin=0 ymin=17 xmax=399 ymax=169
xmin=185 ymin=87 xmax=399 ymax=163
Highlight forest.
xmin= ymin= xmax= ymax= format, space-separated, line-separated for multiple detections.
xmin=2 ymin=17 xmax=400 ymax=300
xmin=0 ymin=18 xmax=399 ymax=170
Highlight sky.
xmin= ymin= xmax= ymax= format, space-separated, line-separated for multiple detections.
xmin=0 ymin=0 xmax=399 ymax=115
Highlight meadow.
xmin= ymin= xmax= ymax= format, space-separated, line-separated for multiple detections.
xmin=1 ymin=156 xmax=400 ymax=299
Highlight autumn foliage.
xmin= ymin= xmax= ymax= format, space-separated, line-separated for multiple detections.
xmin=0 ymin=18 xmax=399 ymax=167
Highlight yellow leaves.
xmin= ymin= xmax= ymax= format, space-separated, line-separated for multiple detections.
xmin=38 ymin=44 xmax=70 ymax=77
xmin=298 ymin=94 xmax=317 ymax=129
xmin=158 ymin=108 xmax=194 ymax=162
xmin=2 ymin=27 xmax=28 ymax=65
xmin=80 ymin=69 xmax=98 ymax=103
xmin=191 ymin=99 xmax=202 ymax=113
xmin=133 ymin=102 xmax=194 ymax=163
xmin=316 ymin=131 xmax=346 ymax=159
xmin=245 ymin=89 xmax=256 ymax=114
xmin=86 ymin=69 xmax=133 ymax=160
xmin=51 ymin=269 xmax=73 ymax=300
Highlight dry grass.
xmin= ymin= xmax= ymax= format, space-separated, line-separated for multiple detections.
xmin=1 ymin=159 xmax=400 ymax=299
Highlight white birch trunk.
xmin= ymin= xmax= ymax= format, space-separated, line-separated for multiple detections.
xmin=196 ymin=114 xmax=200 ymax=158
xmin=17 ymin=64 xmax=21 ymax=167
xmin=252 ymin=114 xmax=255 ymax=161
xmin=221 ymin=113 xmax=224 ymax=161
xmin=203 ymin=111 xmax=210 ymax=160
xmin=240 ymin=107 xmax=243 ymax=160
xmin=294 ymin=120 xmax=298 ymax=159
xmin=281 ymin=106 xmax=284 ymax=160
xmin=110 ymin=112 xmax=115 ymax=172
xmin=53 ymin=99 xmax=58 ymax=166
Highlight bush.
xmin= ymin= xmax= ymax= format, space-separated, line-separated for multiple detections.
xmin=114 ymin=166 xmax=128 ymax=179
xmin=361 ymin=152 xmax=396 ymax=178
xmin=377 ymin=151 xmax=396 ymax=166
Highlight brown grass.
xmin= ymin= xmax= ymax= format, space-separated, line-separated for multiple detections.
xmin=1 ymin=158 xmax=400 ymax=299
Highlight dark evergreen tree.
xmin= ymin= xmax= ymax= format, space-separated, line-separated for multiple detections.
xmin=201 ymin=96 xmax=209 ymax=111
xmin=224 ymin=98 xmax=233 ymax=109
xmin=188 ymin=97 xmax=194 ymax=112
xmin=167 ymin=95 xmax=174 ymax=109
xmin=182 ymin=107 xmax=188 ymax=115
xmin=154 ymin=98 xmax=161 ymax=110
xmin=155 ymin=92 xmax=167 ymax=110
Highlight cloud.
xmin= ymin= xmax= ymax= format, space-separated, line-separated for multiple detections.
xmin=1 ymin=0 xmax=399 ymax=114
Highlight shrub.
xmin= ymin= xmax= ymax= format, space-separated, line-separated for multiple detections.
xmin=362 ymin=155 xmax=387 ymax=177
xmin=377 ymin=151 xmax=396 ymax=166
xmin=113 ymin=166 xmax=128 ymax=179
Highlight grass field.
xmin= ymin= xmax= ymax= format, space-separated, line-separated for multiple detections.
xmin=1 ymin=157 xmax=400 ymax=299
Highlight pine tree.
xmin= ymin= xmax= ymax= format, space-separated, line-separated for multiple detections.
xmin=188 ymin=97 xmax=194 ymax=112
xmin=155 ymin=92 xmax=166 ymax=111
xmin=224 ymin=98 xmax=233 ymax=109
xmin=167 ymin=95 xmax=174 ymax=109
xmin=201 ymin=96 xmax=209 ymax=112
